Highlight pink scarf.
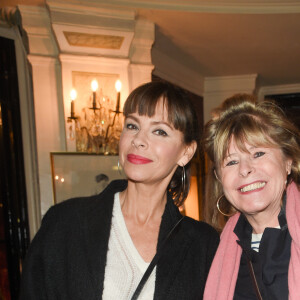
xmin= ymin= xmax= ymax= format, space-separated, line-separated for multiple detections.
xmin=203 ymin=182 xmax=300 ymax=300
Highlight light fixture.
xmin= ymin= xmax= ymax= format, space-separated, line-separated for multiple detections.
xmin=67 ymin=79 xmax=124 ymax=154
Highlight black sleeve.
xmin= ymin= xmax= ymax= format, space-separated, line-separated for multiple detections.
xmin=19 ymin=206 xmax=57 ymax=300
xmin=204 ymin=225 xmax=220 ymax=278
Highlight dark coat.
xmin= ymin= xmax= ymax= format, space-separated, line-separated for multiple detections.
xmin=20 ymin=180 xmax=219 ymax=300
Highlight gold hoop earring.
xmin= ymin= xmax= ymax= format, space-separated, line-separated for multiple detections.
xmin=216 ymin=194 xmax=234 ymax=217
xmin=117 ymin=160 xmax=122 ymax=175
xmin=181 ymin=164 xmax=186 ymax=194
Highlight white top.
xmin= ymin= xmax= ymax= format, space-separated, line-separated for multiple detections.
xmin=251 ymin=233 xmax=263 ymax=252
xmin=102 ymin=193 xmax=156 ymax=300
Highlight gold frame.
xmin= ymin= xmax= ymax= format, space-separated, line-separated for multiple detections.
xmin=50 ymin=152 xmax=125 ymax=204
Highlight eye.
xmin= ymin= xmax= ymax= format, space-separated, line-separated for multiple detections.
xmin=254 ymin=151 xmax=265 ymax=158
xmin=153 ymin=129 xmax=168 ymax=136
xmin=126 ymin=123 xmax=138 ymax=130
xmin=225 ymin=160 xmax=238 ymax=167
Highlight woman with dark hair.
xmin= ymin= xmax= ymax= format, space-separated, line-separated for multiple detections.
xmin=203 ymin=94 xmax=300 ymax=299
xmin=20 ymin=81 xmax=219 ymax=300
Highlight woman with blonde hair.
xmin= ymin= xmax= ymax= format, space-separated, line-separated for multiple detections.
xmin=203 ymin=94 xmax=300 ymax=299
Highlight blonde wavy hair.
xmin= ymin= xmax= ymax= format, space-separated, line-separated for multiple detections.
xmin=202 ymin=93 xmax=300 ymax=232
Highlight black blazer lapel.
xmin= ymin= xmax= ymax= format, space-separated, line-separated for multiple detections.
xmin=82 ymin=180 xmax=127 ymax=299
xmin=154 ymin=197 xmax=192 ymax=299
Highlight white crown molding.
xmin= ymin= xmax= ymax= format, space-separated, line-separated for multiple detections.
xmin=46 ymin=0 xmax=135 ymax=20
xmin=18 ymin=5 xmax=59 ymax=56
xmin=84 ymin=0 xmax=300 ymax=14
xmin=46 ymin=1 xmax=135 ymax=33
xmin=258 ymin=83 xmax=300 ymax=100
xmin=59 ymin=53 xmax=130 ymax=67
xmin=27 ymin=54 xmax=59 ymax=65
xmin=204 ymin=74 xmax=257 ymax=94
xmin=152 ymin=47 xmax=204 ymax=96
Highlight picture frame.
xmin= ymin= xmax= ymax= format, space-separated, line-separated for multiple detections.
xmin=50 ymin=152 xmax=125 ymax=204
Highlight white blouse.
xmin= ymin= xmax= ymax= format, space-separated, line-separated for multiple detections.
xmin=102 ymin=193 xmax=156 ymax=299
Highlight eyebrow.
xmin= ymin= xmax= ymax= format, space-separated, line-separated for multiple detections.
xmin=126 ymin=115 xmax=174 ymax=130
xmin=225 ymin=145 xmax=258 ymax=159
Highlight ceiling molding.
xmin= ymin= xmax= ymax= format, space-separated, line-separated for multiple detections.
xmin=86 ymin=0 xmax=300 ymax=14
xmin=18 ymin=5 xmax=59 ymax=56
xmin=204 ymin=74 xmax=257 ymax=93
xmin=258 ymin=83 xmax=300 ymax=100
xmin=152 ymin=47 xmax=204 ymax=96
xmin=46 ymin=0 xmax=135 ymax=20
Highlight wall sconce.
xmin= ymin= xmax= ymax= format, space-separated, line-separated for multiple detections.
xmin=67 ymin=79 xmax=123 ymax=154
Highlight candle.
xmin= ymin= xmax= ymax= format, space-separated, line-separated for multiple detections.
xmin=91 ymin=80 xmax=98 ymax=109
xmin=115 ymin=79 xmax=122 ymax=112
xmin=70 ymin=89 xmax=77 ymax=118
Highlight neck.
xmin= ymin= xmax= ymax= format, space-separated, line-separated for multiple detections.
xmin=245 ymin=206 xmax=281 ymax=234
xmin=119 ymin=182 xmax=168 ymax=225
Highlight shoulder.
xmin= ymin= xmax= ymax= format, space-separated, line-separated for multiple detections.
xmin=45 ymin=179 xmax=127 ymax=218
xmin=178 ymin=217 xmax=220 ymax=268
xmin=39 ymin=179 xmax=128 ymax=234
xmin=183 ymin=216 xmax=220 ymax=241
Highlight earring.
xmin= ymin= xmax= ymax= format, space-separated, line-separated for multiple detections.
xmin=216 ymin=194 xmax=235 ymax=217
xmin=181 ymin=164 xmax=186 ymax=195
xmin=214 ymin=169 xmax=221 ymax=182
xmin=117 ymin=160 xmax=122 ymax=175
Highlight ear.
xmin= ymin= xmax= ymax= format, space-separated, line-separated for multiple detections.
xmin=178 ymin=140 xmax=197 ymax=166
xmin=286 ymin=159 xmax=293 ymax=175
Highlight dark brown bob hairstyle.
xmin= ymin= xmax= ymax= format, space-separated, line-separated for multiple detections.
xmin=123 ymin=81 xmax=200 ymax=206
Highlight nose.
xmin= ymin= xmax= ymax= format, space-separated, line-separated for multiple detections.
xmin=131 ymin=131 xmax=148 ymax=149
xmin=239 ymin=159 xmax=254 ymax=177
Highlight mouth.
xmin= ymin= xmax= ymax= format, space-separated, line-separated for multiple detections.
xmin=127 ymin=154 xmax=152 ymax=164
xmin=239 ymin=181 xmax=266 ymax=193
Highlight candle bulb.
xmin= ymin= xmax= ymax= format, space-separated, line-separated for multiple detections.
xmin=115 ymin=79 xmax=122 ymax=112
xmin=70 ymin=89 xmax=77 ymax=118
xmin=91 ymin=80 xmax=98 ymax=109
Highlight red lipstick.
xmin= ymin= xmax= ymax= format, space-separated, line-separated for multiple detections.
xmin=127 ymin=154 xmax=152 ymax=164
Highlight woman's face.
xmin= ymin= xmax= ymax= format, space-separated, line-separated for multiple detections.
xmin=119 ymin=98 xmax=189 ymax=185
xmin=219 ymin=138 xmax=292 ymax=219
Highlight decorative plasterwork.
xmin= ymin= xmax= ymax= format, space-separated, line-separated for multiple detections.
xmin=17 ymin=5 xmax=59 ymax=56
xmin=0 ymin=6 xmax=21 ymax=26
xmin=64 ymin=32 xmax=124 ymax=49
xmin=87 ymin=0 xmax=300 ymax=14
xmin=52 ymin=24 xmax=134 ymax=56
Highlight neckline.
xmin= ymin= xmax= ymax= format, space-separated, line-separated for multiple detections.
xmin=114 ymin=193 xmax=150 ymax=271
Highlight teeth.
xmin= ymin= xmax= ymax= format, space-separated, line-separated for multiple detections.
xmin=240 ymin=182 xmax=266 ymax=192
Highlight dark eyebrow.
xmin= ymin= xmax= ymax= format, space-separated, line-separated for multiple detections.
xmin=150 ymin=120 xmax=174 ymax=130
xmin=126 ymin=114 xmax=174 ymax=130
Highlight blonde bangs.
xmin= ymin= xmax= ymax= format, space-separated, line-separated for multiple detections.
xmin=214 ymin=113 xmax=278 ymax=166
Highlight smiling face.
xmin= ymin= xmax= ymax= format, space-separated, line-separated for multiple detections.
xmin=219 ymin=138 xmax=292 ymax=220
xmin=119 ymin=98 xmax=190 ymax=186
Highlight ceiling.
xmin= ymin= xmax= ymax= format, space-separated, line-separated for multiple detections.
xmin=140 ymin=9 xmax=300 ymax=87
xmin=2 ymin=0 xmax=300 ymax=88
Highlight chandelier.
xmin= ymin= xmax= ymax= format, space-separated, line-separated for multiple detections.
xmin=67 ymin=79 xmax=123 ymax=155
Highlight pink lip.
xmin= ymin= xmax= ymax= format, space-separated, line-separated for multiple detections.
xmin=127 ymin=154 xmax=153 ymax=164
xmin=237 ymin=180 xmax=266 ymax=194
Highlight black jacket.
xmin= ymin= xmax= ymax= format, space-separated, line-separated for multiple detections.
xmin=20 ymin=180 xmax=219 ymax=300
xmin=234 ymin=211 xmax=291 ymax=300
